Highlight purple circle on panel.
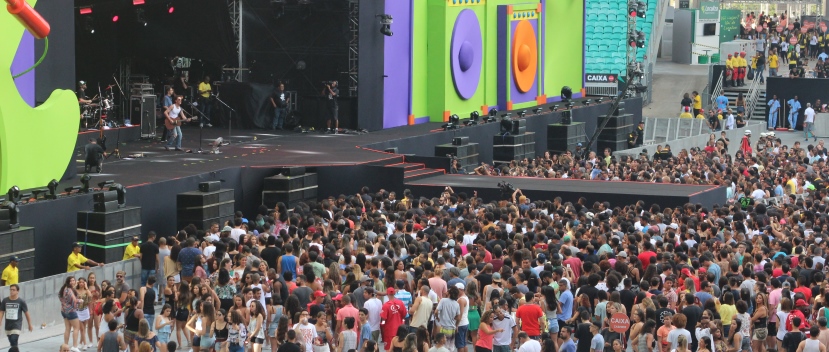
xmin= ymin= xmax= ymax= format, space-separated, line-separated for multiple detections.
xmin=451 ymin=9 xmax=482 ymax=100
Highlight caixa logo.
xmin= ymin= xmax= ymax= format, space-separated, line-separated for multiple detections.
xmin=585 ymin=74 xmax=617 ymax=83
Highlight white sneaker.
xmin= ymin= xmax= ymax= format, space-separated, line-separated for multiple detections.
xmin=206 ymin=123 xmax=213 ymax=127
xmin=70 ymin=347 xmax=81 ymax=352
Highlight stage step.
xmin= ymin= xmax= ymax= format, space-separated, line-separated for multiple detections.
xmin=385 ymin=162 xmax=423 ymax=170
xmin=363 ymin=155 xmax=404 ymax=167
xmin=403 ymin=168 xmax=444 ymax=181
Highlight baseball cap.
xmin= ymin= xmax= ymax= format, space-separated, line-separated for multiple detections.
xmin=132 ymin=236 xmax=139 ymax=241
xmin=447 ymin=239 xmax=456 ymax=247
xmin=577 ymin=143 xmax=583 ymax=147
xmin=387 ymin=287 xmax=396 ymax=296
xmin=332 ymin=293 xmax=343 ymax=301
xmin=617 ymin=251 xmax=628 ymax=258
xmin=222 ymin=226 xmax=233 ymax=232
xmin=492 ymin=273 xmax=502 ymax=282
xmin=313 ymin=291 xmax=326 ymax=298
xmin=796 ymin=299 xmax=809 ymax=306
xmin=537 ymin=253 xmax=547 ymax=262
xmin=9 ymin=256 xmax=19 ymax=262
xmin=360 ymin=276 xmax=371 ymax=283
xmin=455 ymin=282 xmax=465 ymax=290
xmin=79 ymin=80 xmax=86 ymax=85
xmin=73 ymin=242 xmax=82 ymax=248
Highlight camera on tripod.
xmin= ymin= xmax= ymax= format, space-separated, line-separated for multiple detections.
xmin=498 ymin=181 xmax=515 ymax=199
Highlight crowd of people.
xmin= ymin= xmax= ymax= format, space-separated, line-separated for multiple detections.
xmin=2 ymin=132 xmax=829 ymax=352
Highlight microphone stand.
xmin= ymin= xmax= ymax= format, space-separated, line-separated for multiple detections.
xmin=189 ymin=102 xmax=208 ymax=154
xmin=112 ymin=75 xmax=129 ymax=127
xmin=212 ymin=89 xmax=236 ymax=143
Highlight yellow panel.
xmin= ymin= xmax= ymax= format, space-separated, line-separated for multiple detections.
xmin=447 ymin=0 xmax=485 ymax=7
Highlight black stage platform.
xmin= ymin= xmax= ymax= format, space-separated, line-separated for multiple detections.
xmin=22 ymin=97 xmax=719 ymax=279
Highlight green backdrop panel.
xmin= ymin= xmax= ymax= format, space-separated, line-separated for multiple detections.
xmin=544 ymin=0 xmax=584 ymax=101
xmin=0 ymin=0 xmax=79 ymax=191
xmin=719 ymin=9 xmax=742 ymax=44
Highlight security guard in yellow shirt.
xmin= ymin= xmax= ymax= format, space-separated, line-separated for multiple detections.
xmin=736 ymin=52 xmax=747 ymax=86
xmin=123 ymin=236 xmax=141 ymax=261
xmin=197 ymin=76 xmax=213 ymax=127
xmin=769 ymin=50 xmax=779 ymax=77
xmin=788 ymin=49 xmax=799 ymax=70
xmin=67 ymin=242 xmax=103 ymax=272
xmin=1 ymin=256 xmax=19 ymax=285
xmin=680 ymin=106 xmax=694 ymax=118
xmin=725 ymin=54 xmax=734 ymax=87
xmin=696 ymin=108 xmax=707 ymax=119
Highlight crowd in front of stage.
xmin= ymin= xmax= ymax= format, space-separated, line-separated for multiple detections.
xmin=3 ymin=129 xmax=829 ymax=352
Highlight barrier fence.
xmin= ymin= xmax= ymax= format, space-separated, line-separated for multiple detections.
xmin=613 ymin=118 xmax=766 ymax=158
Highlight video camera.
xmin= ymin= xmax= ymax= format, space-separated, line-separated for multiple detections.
xmin=498 ymin=181 xmax=515 ymax=199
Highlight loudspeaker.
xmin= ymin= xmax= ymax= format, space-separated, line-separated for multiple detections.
xmin=93 ymin=191 xmax=118 ymax=203
xmin=131 ymin=94 xmax=157 ymax=137
xmin=178 ymin=189 xmax=235 ymax=208
xmin=94 ymin=201 xmax=119 ymax=213
xmin=281 ymin=166 xmax=306 ymax=176
xmin=452 ymin=136 xmax=469 ymax=146
xmin=0 ymin=209 xmax=9 ymax=221
xmin=511 ymin=120 xmax=526 ymax=135
xmin=384 ymin=147 xmax=398 ymax=154
xmin=199 ymin=181 xmax=221 ymax=192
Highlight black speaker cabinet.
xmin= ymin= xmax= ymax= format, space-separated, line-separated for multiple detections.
xmin=547 ymin=122 xmax=585 ymax=153
xmin=263 ymin=174 xmax=318 ymax=191
xmin=199 ymin=181 xmax=221 ymax=192
xmin=178 ymin=189 xmax=234 ymax=208
xmin=0 ymin=226 xmax=34 ymax=257
xmin=94 ymin=201 xmax=119 ymax=213
xmin=77 ymin=207 xmax=142 ymax=264
xmin=452 ymin=136 xmax=469 ymax=145
xmin=177 ymin=189 xmax=235 ymax=230
xmin=13 ymin=248 xmax=34 ymax=283
xmin=131 ymin=94 xmax=157 ymax=138
xmin=280 ymin=166 xmax=306 ymax=177
xmin=262 ymin=172 xmax=318 ymax=208
xmin=511 ymin=119 xmax=527 ymax=135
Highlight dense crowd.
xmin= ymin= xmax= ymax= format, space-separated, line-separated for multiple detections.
xmin=3 ymin=135 xmax=829 ymax=352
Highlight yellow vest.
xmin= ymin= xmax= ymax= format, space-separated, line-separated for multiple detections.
xmin=725 ymin=58 xmax=733 ymax=69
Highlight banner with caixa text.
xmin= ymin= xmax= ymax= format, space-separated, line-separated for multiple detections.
xmin=697 ymin=2 xmax=720 ymax=23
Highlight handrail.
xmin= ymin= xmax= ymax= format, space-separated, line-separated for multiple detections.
xmin=708 ymin=71 xmax=723 ymax=109
xmin=744 ymin=72 xmax=761 ymax=119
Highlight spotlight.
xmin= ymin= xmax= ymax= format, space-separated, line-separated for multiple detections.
xmin=549 ymin=104 xmax=560 ymax=112
xmin=465 ymin=111 xmax=480 ymax=126
xmin=108 ymin=183 xmax=126 ymax=208
xmin=629 ymin=32 xmax=637 ymax=47
xmin=80 ymin=174 xmax=92 ymax=193
xmin=79 ymin=7 xmax=93 ymax=15
xmin=488 ymin=108 xmax=498 ymax=118
xmin=581 ymin=100 xmax=591 ymax=106
xmin=167 ymin=3 xmax=175 ymax=14
xmin=636 ymin=1 xmax=646 ymax=18
xmin=500 ymin=117 xmax=513 ymax=134
xmin=518 ymin=110 xmax=527 ymax=118
xmin=636 ymin=31 xmax=646 ymax=48
xmin=561 ymin=110 xmax=572 ymax=125
xmin=450 ymin=114 xmax=460 ymax=126
xmin=595 ymin=98 xmax=604 ymax=104
xmin=378 ymin=14 xmax=393 ymax=36
xmin=565 ymin=101 xmax=575 ymax=109
xmin=6 ymin=186 xmax=19 ymax=204
xmin=97 ymin=180 xmax=115 ymax=189
xmin=628 ymin=0 xmax=637 ymax=17
xmin=533 ymin=107 xmax=543 ymax=114
xmin=561 ymin=86 xmax=573 ymax=101
xmin=1 ymin=202 xmax=19 ymax=229
xmin=112 ymin=15 xmax=119 ymax=22
xmin=47 ymin=179 xmax=59 ymax=199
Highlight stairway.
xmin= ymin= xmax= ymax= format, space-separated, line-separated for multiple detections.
xmin=752 ymin=89 xmax=767 ymax=121
xmin=721 ymin=85 xmax=766 ymax=121
xmin=384 ymin=161 xmax=445 ymax=182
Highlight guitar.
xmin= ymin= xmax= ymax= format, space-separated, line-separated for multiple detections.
xmin=164 ymin=114 xmax=198 ymax=129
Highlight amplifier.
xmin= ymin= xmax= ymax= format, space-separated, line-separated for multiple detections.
xmin=452 ymin=136 xmax=469 ymax=146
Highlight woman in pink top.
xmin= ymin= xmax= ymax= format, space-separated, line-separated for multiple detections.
xmin=475 ymin=310 xmax=503 ymax=352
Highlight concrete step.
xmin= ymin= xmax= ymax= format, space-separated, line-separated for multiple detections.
xmin=404 ymin=168 xmax=445 ymax=181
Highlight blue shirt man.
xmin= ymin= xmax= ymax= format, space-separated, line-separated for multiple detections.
xmin=705 ymin=257 xmax=721 ymax=284
xmin=788 ymin=97 xmax=801 ymax=130
xmin=716 ymin=94 xmax=729 ymax=111
xmin=557 ymin=281 xmax=574 ymax=323
xmin=819 ymin=52 xmax=828 ymax=61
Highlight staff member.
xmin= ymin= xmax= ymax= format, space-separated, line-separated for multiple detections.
xmin=67 ymin=243 xmax=104 ymax=272
xmin=1 ymin=256 xmax=19 ymax=286
xmin=692 ymin=91 xmax=702 ymax=116
xmin=197 ymin=76 xmax=213 ymax=127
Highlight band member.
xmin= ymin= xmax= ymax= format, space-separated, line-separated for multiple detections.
xmin=270 ymin=82 xmax=289 ymax=130
xmin=197 ymin=76 xmax=213 ymax=127
xmin=164 ymin=95 xmax=194 ymax=151
xmin=84 ymin=138 xmax=105 ymax=173
xmin=161 ymin=87 xmax=175 ymax=141
xmin=323 ymin=81 xmax=339 ymax=133
xmin=77 ymin=81 xmax=94 ymax=105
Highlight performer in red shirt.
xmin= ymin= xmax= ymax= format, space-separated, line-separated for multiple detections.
xmin=380 ymin=287 xmax=407 ymax=351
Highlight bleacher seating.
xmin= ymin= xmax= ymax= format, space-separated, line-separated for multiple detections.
xmin=584 ymin=0 xmax=657 ymax=76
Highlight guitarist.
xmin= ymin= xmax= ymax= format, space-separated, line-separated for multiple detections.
xmin=164 ymin=95 xmax=194 ymax=151
xmin=197 ymin=76 xmax=213 ymax=127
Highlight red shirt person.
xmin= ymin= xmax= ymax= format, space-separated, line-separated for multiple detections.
xmin=380 ymin=287 xmax=407 ymax=351
xmin=515 ymin=294 xmax=544 ymax=337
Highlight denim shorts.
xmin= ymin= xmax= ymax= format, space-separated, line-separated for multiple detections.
xmin=61 ymin=311 xmax=78 ymax=320
xmin=548 ymin=317 xmax=560 ymax=333
xmin=455 ymin=325 xmax=469 ymax=348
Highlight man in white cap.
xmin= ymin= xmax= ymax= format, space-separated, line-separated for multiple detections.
xmin=456 ymin=282 xmax=470 ymax=352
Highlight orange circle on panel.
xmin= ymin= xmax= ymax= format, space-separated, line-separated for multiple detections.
xmin=512 ymin=19 xmax=537 ymax=93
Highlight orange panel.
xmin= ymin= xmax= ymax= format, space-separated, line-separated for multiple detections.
xmin=443 ymin=111 xmax=450 ymax=122
xmin=507 ymin=5 xmax=513 ymax=15
xmin=507 ymin=101 xmax=513 ymax=111
xmin=536 ymin=95 xmax=546 ymax=105
xmin=536 ymin=3 xmax=542 ymax=13
xmin=408 ymin=114 xmax=415 ymax=125
xmin=481 ymin=105 xmax=489 ymax=114
xmin=512 ymin=20 xmax=538 ymax=93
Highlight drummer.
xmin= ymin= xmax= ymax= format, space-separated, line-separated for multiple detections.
xmin=77 ymin=81 xmax=97 ymax=106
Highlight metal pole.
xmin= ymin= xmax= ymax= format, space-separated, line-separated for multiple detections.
xmin=238 ymin=0 xmax=244 ymax=82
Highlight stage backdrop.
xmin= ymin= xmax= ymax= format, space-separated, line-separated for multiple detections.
xmin=378 ymin=0 xmax=585 ymax=129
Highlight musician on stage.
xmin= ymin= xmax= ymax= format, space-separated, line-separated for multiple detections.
xmin=77 ymin=81 xmax=93 ymax=105
xmin=83 ymin=138 xmax=105 ymax=173
xmin=161 ymin=87 xmax=175 ymax=141
xmin=323 ymin=81 xmax=339 ymax=133
xmin=197 ymin=76 xmax=213 ymax=127
xmin=164 ymin=95 xmax=194 ymax=151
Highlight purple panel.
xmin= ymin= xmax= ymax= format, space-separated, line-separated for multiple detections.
xmin=450 ymin=9 xmax=482 ymax=100
xmin=12 ymin=31 xmax=35 ymax=107
xmin=509 ymin=19 xmax=538 ymax=105
xmin=383 ymin=0 xmax=412 ymax=129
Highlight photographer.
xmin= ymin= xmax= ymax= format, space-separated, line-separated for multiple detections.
xmin=322 ymin=81 xmax=339 ymax=133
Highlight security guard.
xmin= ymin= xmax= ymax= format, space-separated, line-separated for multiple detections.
xmin=788 ymin=46 xmax=800 ymax=70
xmin=635 ymin=120 xmax=644 ymax=146
xmin=738 ymin=52 xmax=748 ymax=86
xmin=627 ymin=130 xmax=638 ymax=148
xmin=696 ymin=108 xmax=706 ymax=120
xmin=725 ymin=54 xmax=734 ymax=87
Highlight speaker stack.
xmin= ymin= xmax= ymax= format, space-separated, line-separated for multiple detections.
xmin=547 ymin=122 xmax=586 ymax=154
xmin=493 ymin=127 xmax=536 ymax=166
xmin=262 ymin=167 xmax=318 ymax=209
xmin=77 ymin=205 xmax=142 ymax=264
xmin=597 ymin=102 xmax=634 ymax=152
xmin=435 ymin=139 xmax=479 ymax=173
xmin=177 ymin=182 xmax=235 ymax=230
xmin=0 ymin=227 xmax=35 ymax=282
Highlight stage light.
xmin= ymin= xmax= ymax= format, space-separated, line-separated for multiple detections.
xmin=84 ymin=17 xmax=95 ymax=34
xmin=80 ymin=174 xmax=92 ymax=193
xmin=533 ymin=107 xmax=543 ymax=114
xmin=628 ymin=0 xmax=637 ymax=17
xmin=450 ymin=114 xmax=460 ymax=126
xmin=79 ymin=7 xmax=93 ymax=15
xmin=595 ymin=98 xmax=604 ymax=104
xmin=98 ymin=180 xmax=115 ymax=189
xmin=133 ymin=0 xmax=145 ymax=5
xmin=465 ymin=111 xmax=480 ymax=126
xmin=47 ymin=179 xmax=59 ymax=199
xmin=561 ymin=86 xmax=573 ymax=101
xmin=636 ymin=1 xmax=646 ymax=18
xmin=518 ymin=110 xmax=527 ymax=118
xmin=108 ymin=183 xmax=126 ymax=208
xmin=565 ymin=101 xmax=575 ymax=109
xmin=112 ymin=15 xmax=119 ymax=22
xmin=636 ymin=31 xmax=646 ymax=48
xmin=167 ymin=3 xmax=175 ymax=14
xmin=500 ymin=117 xmax=513 ymax=134
xmin=6 ymin=186 xmax=19 ymax=204
xmin=582 ymin=100 xmax=591 ymax=106
xmin=549 ymin=104 xmax=560 ymax=111
xmin=629 ymin=32 xmax=637 ymax=47
xmin=378 ymin=14 xmax=393 ymax=36
xmin=1 ymin=202 xmax=19 ymax=229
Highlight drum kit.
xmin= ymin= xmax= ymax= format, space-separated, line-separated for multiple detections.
xmin=81 ymin=86 xmax=119 ymax=130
